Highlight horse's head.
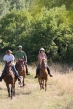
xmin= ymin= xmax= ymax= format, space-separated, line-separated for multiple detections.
xmin=40 ymin=59 xmax=47 ymax=68
xmin=16 ymin=59 xmax=24 ymax=71
xmin=5 ymin=61 xmax=12 ymax=71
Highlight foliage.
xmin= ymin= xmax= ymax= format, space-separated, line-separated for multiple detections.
xmin=0 ymin=10 xmax=32 ymax=50
xmin=0 ymin=0 xmax=10 ymax=19
xmin=0 ymin=0 xmax=73 ymax=63
xmin=26 ymin=6 xmax=73 ymax=63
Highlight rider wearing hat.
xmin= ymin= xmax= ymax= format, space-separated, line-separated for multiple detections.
xmin=35 ymin=48 xmax=53 ymax=78
xmin=0 ymin=50 xmax=21 ymax=84
xmin=15 ymin=45 xmax=30 ymax=75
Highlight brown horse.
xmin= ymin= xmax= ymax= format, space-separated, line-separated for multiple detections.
xmin=4 ymin=61 xmax=17 ymax=99
xmin=15 ymin=59 xmax=26 ymax=87
xmin=37 ymin=59 xmax=48 ymax=91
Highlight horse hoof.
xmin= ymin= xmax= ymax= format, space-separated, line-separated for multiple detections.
xmin=42 ymin=87 xmax=44 ymax=89
xmin=8 ymin=95 xmax=10 ymax=97
xmin=50 ymin=75 xmax=53 ymax=77
xmin=23 ymin=84 xmax=26 ymax=86
xmin=11 ymin=97 xmax=13 ymax=100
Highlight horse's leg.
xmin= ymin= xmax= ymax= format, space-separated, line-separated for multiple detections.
xmin=40 ymin=79 xmax=44 ymax=89
xmin=42 ymin=80 xmax=44 ymax=89
xmin=12 ymin=78 xmax=16 ymax=96
xmin=13 ymin=85 xmax=15 ymax=96
xmin=11 ymin=82 xmax=15 ymax=99
xmin=12 ymin=84 xmax=15 ymax=96
xmin=11 ymin=84 xmax=13 ymax=99
xmin=23 ymin=76 xmax=25 ymax=87
xmin=23 ymin=68 xmax=26 ymax=87
xmin=45 ymin=80 xmax=47 ymax=91
xmin=11 ymin=85 xmax=13 ymax=99
xmin=40 ymin=79 xmax=42 ymax=90
xmin=38 ymin=77 xmax=41 ymax=89
xmin=39 ymin=80 xmax=41 ymax=90
xmin=6 ymin=84 xmax=10 ymax=97
xmin=38 ymin=77 xmax=40 ymax=85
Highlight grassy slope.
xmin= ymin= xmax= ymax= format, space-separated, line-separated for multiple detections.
xmin=0 ymin=64 xmax=73 ymax=109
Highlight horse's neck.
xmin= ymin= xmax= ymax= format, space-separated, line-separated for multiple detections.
xmin=9 ymin=67 xmax=12 ymax=71
xmin=40 ymin=61 xmax=47 ymax=71
xmin=40 ymin=65 xmax=45 ymax=71
xmin=6 ymin=67 xmax=12 ymax=72
xmin=17 ymin=64 xmax=24 ymax=71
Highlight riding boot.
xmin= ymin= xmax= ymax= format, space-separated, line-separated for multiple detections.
xmin=0 ymin=74 xmax=4 ymax=81
xmin=47 ymin=67 xmax=53 ymax=77
xmin=25 ymin=64 xmax=30 ymax=75
xmin=35 ymin=68 xmax=40 ymax=78
xmin=26 ymin=65 xmax=30 ymax=75
xmin=12 ymin=65 xmax=21 ymax=84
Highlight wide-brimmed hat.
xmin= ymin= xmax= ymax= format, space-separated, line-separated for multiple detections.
xmin=6 ymin=50 xmax=12 ymax=54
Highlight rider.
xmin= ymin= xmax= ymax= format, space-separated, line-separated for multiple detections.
xmin=15 ymin=45 xmax=30 ymax=75
xmin=35 ymin=48 xmax=53 ymax=78
xmin=0 ymin=50 xmax=21 ymax=84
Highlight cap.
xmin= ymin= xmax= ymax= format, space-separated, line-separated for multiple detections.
xmin=40 ymin=48 xmax=45 ymax=51
xmin=18 ymin=45 xmax=22 ymax=48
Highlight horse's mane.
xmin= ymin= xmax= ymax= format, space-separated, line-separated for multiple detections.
xmin=17 ymin=59 xmax=25 ymax=64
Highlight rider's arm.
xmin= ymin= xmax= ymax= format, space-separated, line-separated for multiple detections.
xmin=24 ymin=55 xmax=27 ymax=63
xmin=45 ymin=54 xmax=47 ymax=62
xmin=3 ymin=55 xmax=6 ymax=65
xmin=38 ymin=54 xmax=40 ymax=62
xmin=25 ymin=56 xmax=27 ymax=63
xmin=23 ymin=51 xmax=27 ymax=62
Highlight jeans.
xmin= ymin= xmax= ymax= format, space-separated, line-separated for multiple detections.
xmin=25 ymin=63 xmax=28 ymax=74
xmin=12 ymin=65 xmax=20 ymax=78
xmin=36 ymin=62 xmax=40 ymax=75
xmin=2 ymin=67 xmax=6 ymax=75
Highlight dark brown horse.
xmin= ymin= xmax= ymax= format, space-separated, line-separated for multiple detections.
xmin=15 ymin=59 xmax=26 ymax=87
xmin=37 ymin=59 xmax=48 ymax=91
xmin=4 ymin=61 xmax=17 ymax=99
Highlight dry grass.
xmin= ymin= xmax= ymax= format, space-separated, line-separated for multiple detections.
xmin=0 ymin=63 xmax=73 ymax=109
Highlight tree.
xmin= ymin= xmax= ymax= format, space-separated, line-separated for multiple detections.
xmin=0 ymin=0 xmax=10 ymax=19
xmin=0 ymin=10 xmax=32 ymax=50
xmin=9 ymin=0 xmax=35 ymax=11
xmin=27 ymin=6 xmax=73 ymax=62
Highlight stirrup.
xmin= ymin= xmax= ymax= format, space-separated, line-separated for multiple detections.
xmin=18 ymin=77 xmax=21 ymax=83
xmin=18 ymin=79 xmax=22 ymax=85
xmin=34 ymin=76 xmax=37 ymax=78
xmin=50 ymin=75 xmax=53 ymax=77
xmin=26 ymin=73 xmax=30 ymax=75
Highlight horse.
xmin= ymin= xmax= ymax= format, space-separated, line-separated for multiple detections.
xmin=4 ymin=61 xmax=17 ymax=99
xmin=37 ymin=59 xmax=48 ymax=91
xmin=15 ymin=59 xmax=26 ymax=87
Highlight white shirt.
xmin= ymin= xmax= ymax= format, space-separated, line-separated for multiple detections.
xmin=3 ymin=54 xmax=15 ymax=65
